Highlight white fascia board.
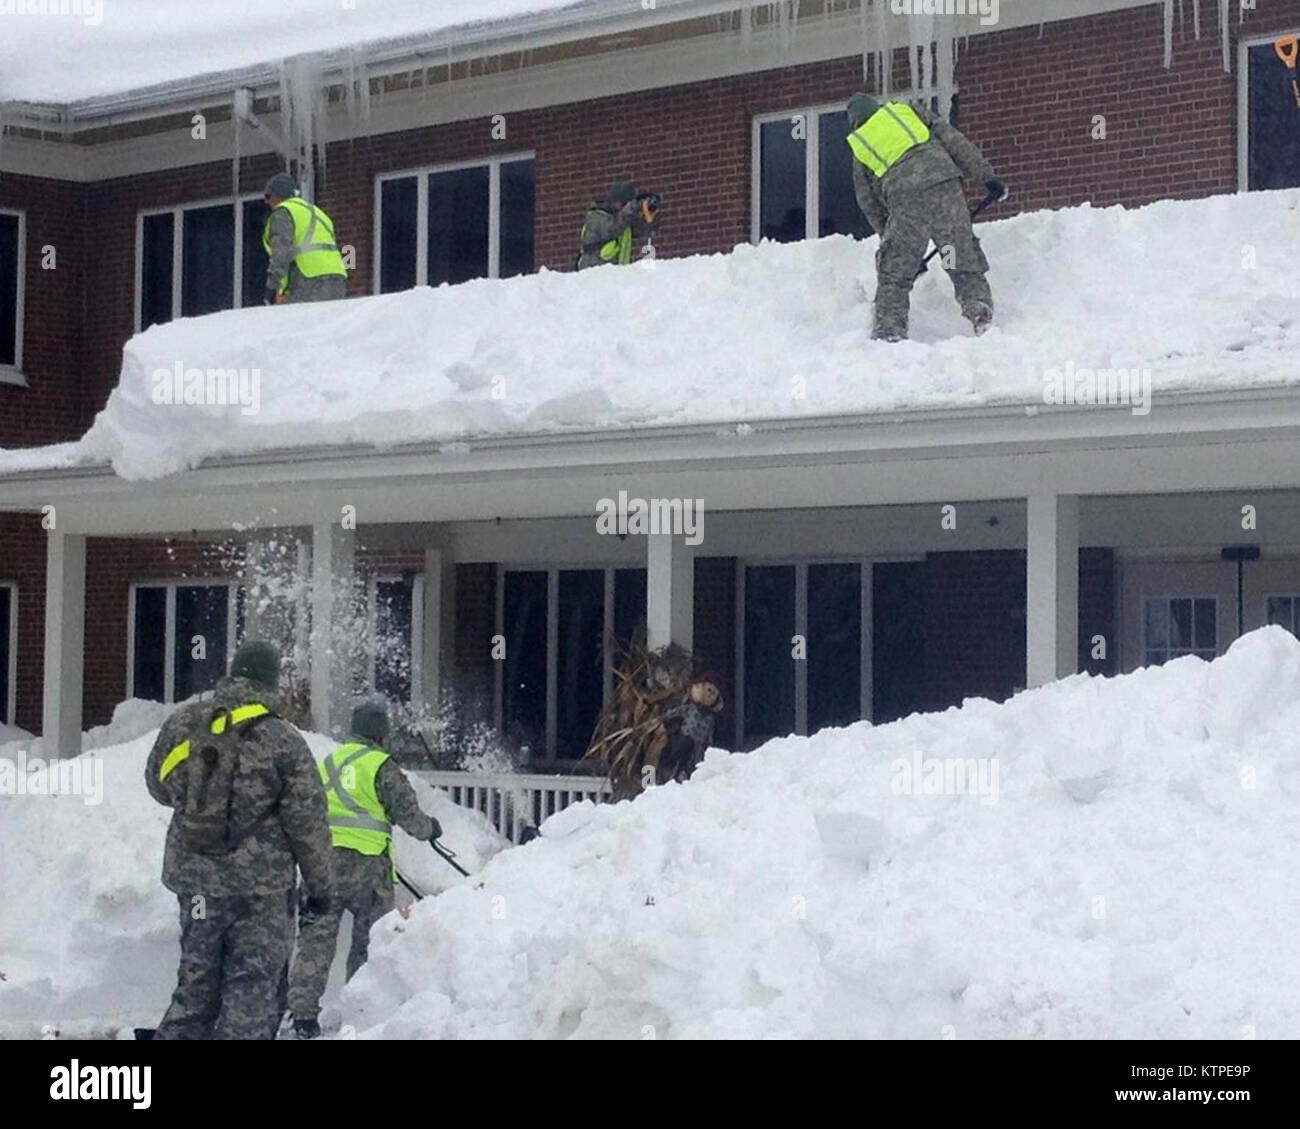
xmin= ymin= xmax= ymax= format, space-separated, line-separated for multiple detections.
xmin=1 ymin=0 xmax=1156 ymax=182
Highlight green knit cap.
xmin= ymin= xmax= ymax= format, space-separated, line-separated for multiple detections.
xmin=351 ymin=698 xmax=391 ymax=745
xmin=230 ymin=638 xmax=281 ymax=689
xmin=847 ymin=92 xmax=882 ymax=126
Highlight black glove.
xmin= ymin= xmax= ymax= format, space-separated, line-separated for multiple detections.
xmin=984 ymin=177 xmax=1009 ymax=202
xmin=428 ymin=818 xmax=443 ymax=842
xmin=299 ymin=894 xmax=331 ymax=926
xmin=264 ymin=286 xmax=280 ymax=306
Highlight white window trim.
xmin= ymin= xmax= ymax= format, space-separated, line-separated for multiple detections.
xmin=127 ymin=580 xmax=240 ymax=704
xmin=750 ymin=87 xmax=956 ymax=245
xmin=373 ymin=151 xmax=535 ymax=293
xmin=134 ymin=193 xmax=264 ymax=333
xmin=0 ymin=208 xmax=26 ymax=385
xmin=1140 ymin=594 xmax=1219 ymax=666
xmin=494 ymin=563 xmax=643 ymax=761
xmin=0 ymin=581 xmax=16 ymax=726
xmin=1237 ymin=30 xmax=1300 ymax=193
xmin=367 ymin=572 xmax=425 ymax=706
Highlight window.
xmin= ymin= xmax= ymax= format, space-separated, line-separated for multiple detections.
xmin=129 ymin=581 xmax=244 ymax=703
xmin=0 ymin=583 xmax=15 ymax=726
xmin=369 ymin=572 xmax=425 ymax=705
xmin=0 ymin=209 xmax=24 ymax=378
xmin=752 ymin=95 xmax=956 ymax=244
xmin=1266 ymin=594 xmax=1300 ymax=636
xmin=1242 ymin=35 xmax=1300 ymax=191
xmin=1143 ymin=597 xmax=1217 ymax=667
xmin=737 ymin=561 xmax=869 ymax=750
xmin=137 ymin=196 xmax=270 ymax=330
xmin=375 ymin=155 xmax=535 ymax=292
xmin=496 ymin=565 xmax=646 ymax=762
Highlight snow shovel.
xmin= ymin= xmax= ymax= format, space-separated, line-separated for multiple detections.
xmin=1276 ymin=36 xmax=1300 ymax=108
xmin=914 ymin=187 xmax=1002 ymax=281
xmin=431 ymin=839 xmax=471 ymax=877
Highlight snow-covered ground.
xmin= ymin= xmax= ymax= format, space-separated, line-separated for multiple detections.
xmin=341 ymin=628 xmax=1300 ymax=1040
xmin=0 ymin=708 xmax=507 ymax=1039
xmin=3 ymin=189 xmax=1297 ymax=482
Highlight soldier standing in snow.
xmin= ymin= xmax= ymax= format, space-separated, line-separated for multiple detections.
xmin=576 ymin=180 xmax=659 ymax=269
xmin=286 ymin=698 xmax=442 ymax=1040
xmin=846 ymin=92 xmax=1007 ymax=342
xmin=261 ymin=172 xmax=348 ymax=304
xmin=659 ymin=674 xmax=725 ymax=784
xmin=144 ymin=639 xmax=334 ymax=1040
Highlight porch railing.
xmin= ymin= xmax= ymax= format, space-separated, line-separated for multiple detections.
xmin=413 ymin=770 xmax=613 ymax=844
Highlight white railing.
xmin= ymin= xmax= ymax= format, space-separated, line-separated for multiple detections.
xmin=415 ymin=770 xmax=613 ymax=844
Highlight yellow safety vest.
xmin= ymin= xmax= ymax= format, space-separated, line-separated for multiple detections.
xmin=320 ymin=742 xmax=393 ymax=857
xmin=157 ymin=703 xmax=271 ymax=783
xmin=262 ymin=197 xmax=347 ymax=291
xmin=846 ymin=102 xmax=932 ymax=178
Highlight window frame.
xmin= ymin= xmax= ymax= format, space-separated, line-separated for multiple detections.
xmin=367 ymin=571 xmax=426 ymax=707
xmin=750 ymin=88 xmax=956 ymax=245
xmin=1263 ymin=592 xmax=1300 ymax=635
xmin=1237 ymin=29 xmax=1300 ymax=192
xmin=127 ymin=579 xmax=241 ymax=704
xmin=372 ymin=151 xmax=536 ymax=292
xmin=134 ymin=193 xmax=265 ymax=332
xmin=0 ymin=581 xmax=16 ymax=726
xmin=1140 ymin=594 xmax=1219 ymax=667
xmin=0 ymin=207 xmax=26 ymax=385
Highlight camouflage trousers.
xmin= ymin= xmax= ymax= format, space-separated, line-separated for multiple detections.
xmin=873 ymin=177 xmax=992 ymax=341
xmin=286 ymin=850 xmax=394 ymax=1021
xmin=287 ymin=273 xmax=347 ymax=303
xmin=154 ymin=890 xmax=294 ymax=1040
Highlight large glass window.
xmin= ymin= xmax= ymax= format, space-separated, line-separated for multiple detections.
xmin=371 ymin=573 xmax=423 ymax=704
xmin=173 ymin=584 xmax=231 ymax=700
xmin=1246 ymin=37 xmax=1300 ymax=190
xmin=1266 ymin=594 xmax=1300 ymax=636
xmin=743 ymin=565 xmax=797 ymax=748
xmin=0 ymin=583 xmax=14 ymax=725
xmin=557 ymin=570 xmax=605 ymax=760
xmin=806 ymin=563 xmax=862 ymax=733
xmin=502 ymin=570 xmax=548 ymax=757
xmin=0 ymin=211 xmax=22 ymax=373
xmin=131 ymin=582 xmax=242 ymax=702
xmin=377 ymin=155 xmax=535 ymax=292
xmin=1143 ymin=597 xmax=1217 ymax=667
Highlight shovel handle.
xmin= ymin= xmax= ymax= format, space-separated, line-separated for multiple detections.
xmin=1275 ymin=35 xmax=1299 ymax=70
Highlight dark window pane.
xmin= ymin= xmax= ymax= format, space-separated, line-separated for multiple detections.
xmin=503 ymin=571 xmax=547 ymax=757
xmin=428 ymin=166 xmax=489 ymax=285
xmin=374 ymin=577 xmax=415 ymax=704
xmin=379 ymin=177 xmax=418 ymax=293
xmin=557 ymin=570 xmax=604 ymax=760
xmin=0 ymin=586 xmax=11 ymax=723
xmin=181 ymin=204 xmax=235 ymax=317
xmin=1144 ymin=650 xmax=1163 ymax=669
xmin=1144 ymin=599 xmax=1168 ymax=653
xmin=241 ymin=198 xmax=271 ymax=309
xmin=1248 ymin=44 xmax=1300 ymax=190
xmin=1267 ymin=596 xmax=1293 ymax=632
xmin=807 ymin=563 xmax=862 ymax=733
xmin=500 ymin=159 xmax=535 ymax=278
xmin=174 ymin=585 xmax=229 ymax=700
xmin=0 ymin=213 xmax=17 ymax=367
xmin=744 ymin=565 xmax=796 ymax=748
xmin=872 ymin=561 xmax=927 ymax=725
xmin=759 ymin=118 xmax=806 ymax=243
xmin=141 ymin=212 xmax=174 ymax=329
xmin=1169 ymin=599 xmax=1192 ymax=651
xmin=818 ymin=111 xmax=870 ymax=240
xmin=132 ymin=586 xmax=167 ymax=702
xmin=613 ymin=568 xmax=647 ymax=644
xmin=1193 ymin=598 xmax=1216 ymax=652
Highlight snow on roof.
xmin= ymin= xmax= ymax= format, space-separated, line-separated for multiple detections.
xmin=0 ymin=0 xmax=602 ymax=104
xmin=2 ymin=188 xmax=1299 ymax=484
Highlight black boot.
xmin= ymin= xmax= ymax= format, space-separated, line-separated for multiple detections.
xmin=293 ymin=1017 xmax=321 ymax=1040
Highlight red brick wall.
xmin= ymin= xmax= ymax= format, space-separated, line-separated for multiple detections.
xmin=0 ymin=513 xmax=46 ymax=731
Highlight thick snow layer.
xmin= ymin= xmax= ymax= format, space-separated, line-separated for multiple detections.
xmin=0 ymin=716 xmax=507 ymax=1038
xmin=0 ymin=0 xmax=601 ymax=103
xmin=9 ymin=189 xmax=1295 ymax=483
xmin=343 ymin=629 xmax=1300 ymax=1040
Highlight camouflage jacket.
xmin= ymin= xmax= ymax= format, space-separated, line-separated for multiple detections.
xmin=852 ymin=104 xmax=996 ymax=232
xmin=145 ymin=676 xmax=334 ymax=899
xmin=374 ymin=757 xmax=437 ymax=843
xmin=577 ymin=202 xmax=634 ymax=270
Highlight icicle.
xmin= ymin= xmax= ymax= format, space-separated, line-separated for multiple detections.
xmin=278 ymin=53 xmax=328 ymax=198
xmin=1193 ymin=0 xmax=1201 ymax=41
xmin=935 ymin=17 xmax=956 ymax=120
xmin=1163 ymin=0 xmax=1173 ymax=68
xmin=1219 ymin=0 xmax=1230 ymax=73
xmin=874 ymin=0 xmax=891 ymax=98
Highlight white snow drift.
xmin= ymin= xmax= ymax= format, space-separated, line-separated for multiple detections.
xmin=3 ymin=189 xmax=1298 ymax=482
xmin=343 ymin=628 xmax=1300 ymax=1040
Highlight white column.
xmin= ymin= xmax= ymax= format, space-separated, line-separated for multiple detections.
xmin=310 ymin=520 xmax=356 ymax=737
xmin=1026 ymin=494 xmax=1080 ymax=688
xmin=42 ymin=530 xmax=86 ymax=758
xmin=647 ymin=533 xmax=694 ymax=652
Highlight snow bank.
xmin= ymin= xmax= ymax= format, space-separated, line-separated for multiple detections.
xmin=9 ymin=189 xmax=1296 ymax=482
xmin=343 ymin=628 xmax=1300 ymax=1040
xmin=0 ymin=716 xmax=508 ymax=1038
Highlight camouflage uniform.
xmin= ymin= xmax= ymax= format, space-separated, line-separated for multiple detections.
xmin=264 ymin=207 xmax=348 ymax=303
xmin=287 ymin=755 xmax=436 ymax=1021
xmin=852 ymin=104 xmax=996 ymax=341
xmin=576 ymin=201 xmax=634 ymax=271
xmin=144 ymin=675 xmax=333 ymax=1040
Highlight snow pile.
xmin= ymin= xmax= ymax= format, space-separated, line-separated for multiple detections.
xmin=0 ymin=698 xmax=171 ymax=763
xmin=7 ymin=189 xmax=1297 ymax=482
xmin=0 ymin=718 xmax=508 ymax=1038
xmin=343 ymin=628 xmax=1300 ymax=1040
